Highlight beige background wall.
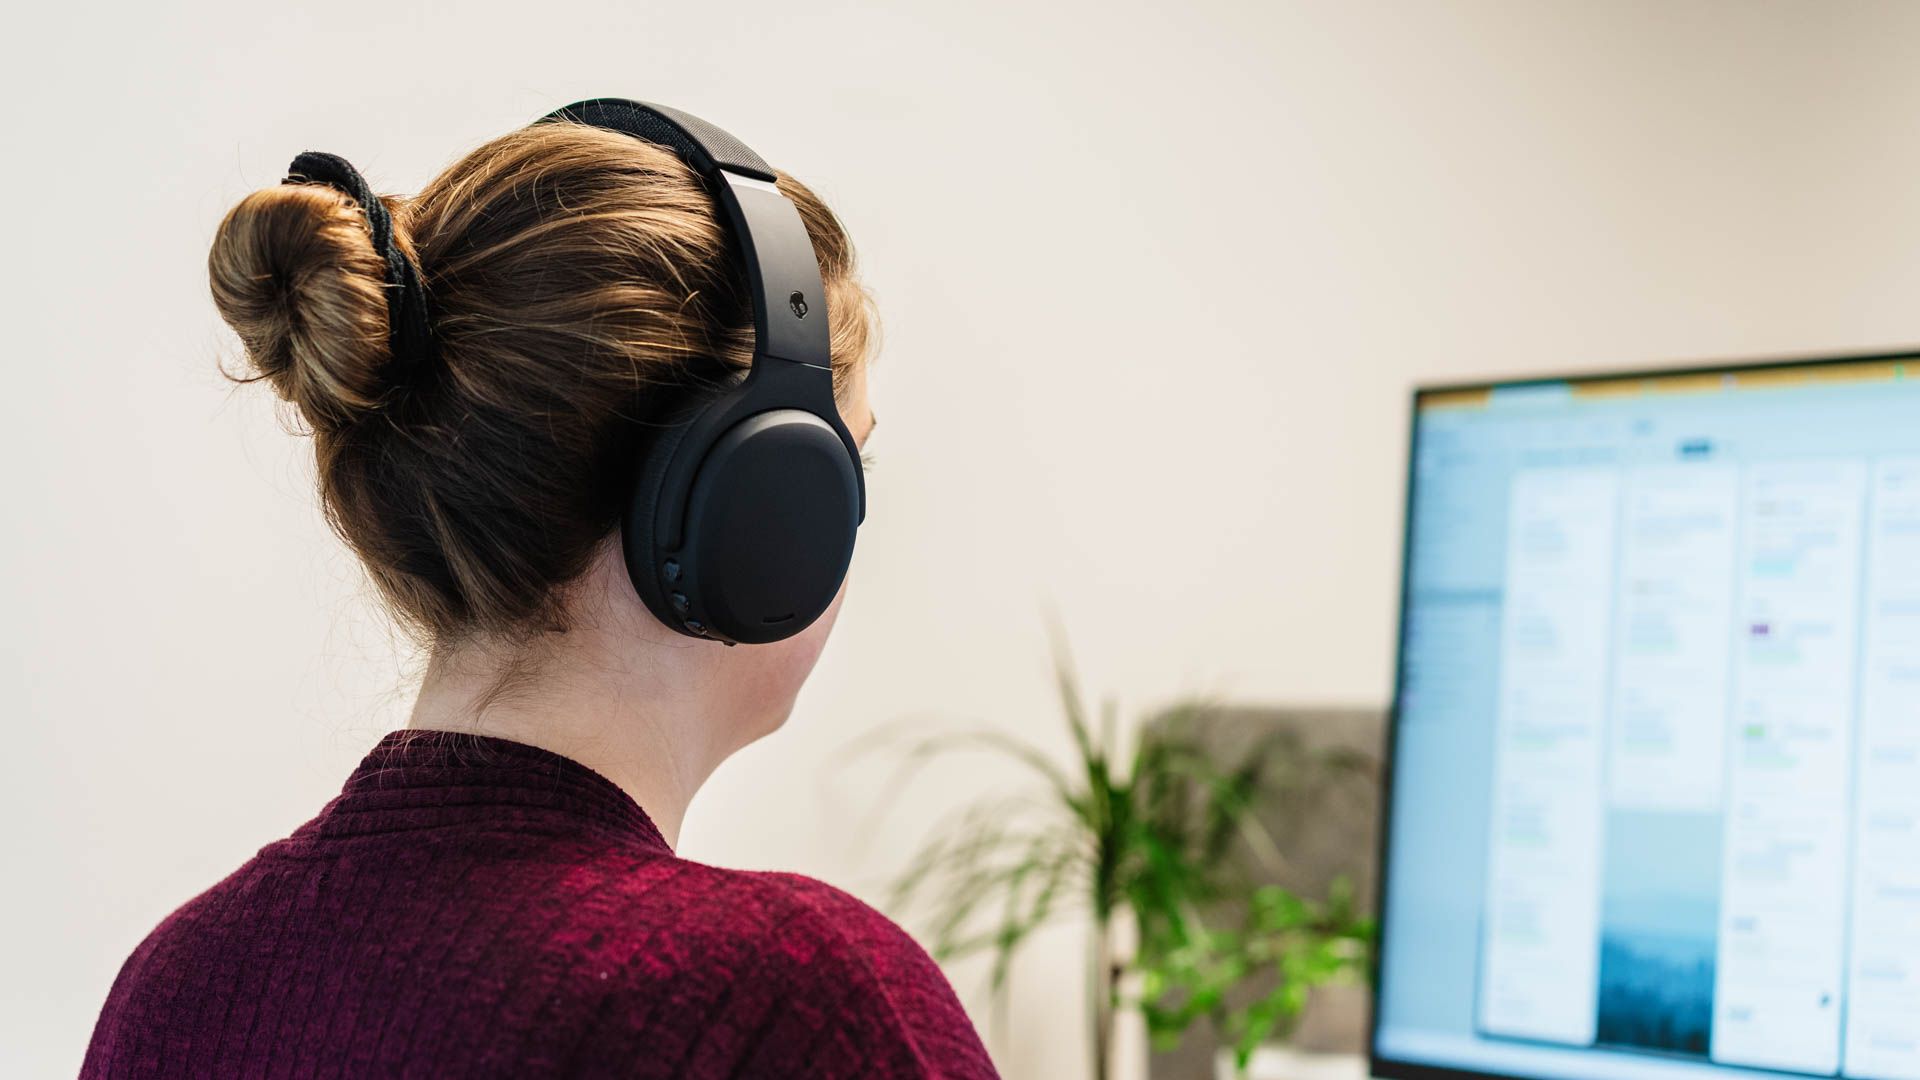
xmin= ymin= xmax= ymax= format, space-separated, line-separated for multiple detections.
xmin=7 ymin=2 xmax=1920 ymax=1077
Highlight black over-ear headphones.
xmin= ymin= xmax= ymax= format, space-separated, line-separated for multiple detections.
xmin=537 ymin=99 xmax=865 ymax=646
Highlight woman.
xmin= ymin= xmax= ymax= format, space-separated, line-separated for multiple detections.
xmin=82 ymin=103 xmax=998 ymax=1079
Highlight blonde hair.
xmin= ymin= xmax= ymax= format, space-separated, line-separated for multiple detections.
xmin=209 ymin=122 xmax=877 ymax=642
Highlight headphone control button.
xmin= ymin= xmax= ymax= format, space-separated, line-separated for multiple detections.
xmin=684 ymin=619 xmax=707 ymax=636
xmin=670 ymin=592 xmax=690 ymax=615
xmin=662 ymin=559 xmax=681 ymax=583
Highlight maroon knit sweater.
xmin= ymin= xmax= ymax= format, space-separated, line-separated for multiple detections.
xmin=82 ymin=731 xmax=999 ymax=1079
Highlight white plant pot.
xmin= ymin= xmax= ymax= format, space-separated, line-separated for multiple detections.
xmin=1214 ymin=1045 xmax=1369 ymax=1080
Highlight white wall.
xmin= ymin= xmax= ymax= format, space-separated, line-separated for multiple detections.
xmin=7 ymin=2 xmax=1920 ymax=1077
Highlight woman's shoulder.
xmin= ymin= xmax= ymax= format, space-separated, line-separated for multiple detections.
xmin=596 ymin=859 xmax=1000 ymax=1077
xmin=726 ymin=868 xmax=950 ymax=982
xmin=627 ymin=858 xmax=951 ymax=990
xmin=661 ymin=863 xmax=917 ymax=945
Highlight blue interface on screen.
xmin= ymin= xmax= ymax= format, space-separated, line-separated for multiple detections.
xmin=1374 ymin=359 xmax=1920 ymax=1080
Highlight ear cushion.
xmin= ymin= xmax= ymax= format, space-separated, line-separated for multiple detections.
xmin=621 ymin=390 xmax=723 ymax=636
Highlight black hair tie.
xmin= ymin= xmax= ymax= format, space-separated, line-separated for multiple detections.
xmin=282 ymin=151 xmax=437 ymax=385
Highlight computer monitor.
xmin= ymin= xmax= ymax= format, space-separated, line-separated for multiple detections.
xmin=1371 ymin=353 xmax=1920 ymax=1080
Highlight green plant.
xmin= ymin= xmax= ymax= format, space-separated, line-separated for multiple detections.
xmin=880 ymin=644 xmax=1376 ymax=1080
xmin=1137 ymin=880 xmax=1374 ymax=1073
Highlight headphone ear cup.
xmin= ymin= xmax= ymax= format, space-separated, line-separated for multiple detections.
xmin=624 ymin=393 xmax=860 ymax=645
xmin=679 ymin=409 xmax=860 ymax=644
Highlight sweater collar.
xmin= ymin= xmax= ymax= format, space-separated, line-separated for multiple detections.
xmin=293 ymin=729 xmax=671 ymax=854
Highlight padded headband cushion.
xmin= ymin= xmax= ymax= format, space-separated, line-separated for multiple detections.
xmin=539 ymin=99 xmax=776 ymax=182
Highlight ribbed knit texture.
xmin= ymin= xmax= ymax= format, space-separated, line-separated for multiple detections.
xmin=82 ymin=731 xmax=999 ymax=1079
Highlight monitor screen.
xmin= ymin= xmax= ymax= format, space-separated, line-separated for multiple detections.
xmin=1373 ymin=355 xmax=1920 ymax=1080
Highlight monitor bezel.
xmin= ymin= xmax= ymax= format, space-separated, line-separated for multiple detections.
xmin=1369 ymin=345 xmax=1920 ymax=1080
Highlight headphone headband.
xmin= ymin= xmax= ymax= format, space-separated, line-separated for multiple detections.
xmin=538 ymin=98 xmax=832 ymax=372
xmin=540 ymin=98 xmax=776 ymax=180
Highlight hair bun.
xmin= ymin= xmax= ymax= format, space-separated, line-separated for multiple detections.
xmin=209 ymin=183 xmax=397 ymax=430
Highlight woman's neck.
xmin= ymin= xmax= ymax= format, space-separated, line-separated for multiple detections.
xmin=406 ymin=610 xmax=728 ymax=851
xmin=400 ymin=542 xmax=830 ymax=849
